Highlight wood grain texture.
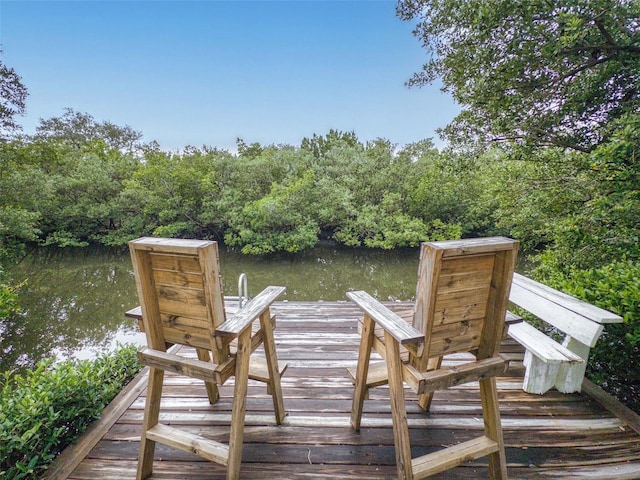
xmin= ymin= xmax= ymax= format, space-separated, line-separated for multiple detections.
xmin=51 ymin=300 xmax=640 ymax=480
xmin=508 ymin=322 xmax=584 ymax=364
xmin=126 ymin=238 xmax=286 ymax=480
xmin=216 ymin=286 xmax=286 ymax=338
xmin=347 ymin=290 xmax=423 ymax=345
xmin=509 ymin=280 xmax=604 ymax=347
xmin=507 ymin=271 xmax=621 ymax=395
xmin=512 ymin=273 xmax=623 ymax=324
xmin=349 ymin=238 xmax=517 ymax=478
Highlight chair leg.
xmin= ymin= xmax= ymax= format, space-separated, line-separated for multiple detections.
xmin=417 ymin=356 xmax=442 ymax=412
xmin=385 ymin=331 xmax=414 ymax=480
xmin=137 ymin=367 xmax=164 ymax=480
xmin=480 ymin=377 xmax=508 ymax=480
xmin=351 ymin=314 xmax=375 ymax=431
xmin=260 ymin=310 xmax=286 ymax=424
xmin=227 ymin=328 xmax=252 ymax=480
xmin=196 ymin=347 xmax=219 ymax=404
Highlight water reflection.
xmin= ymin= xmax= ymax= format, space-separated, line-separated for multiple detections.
xmin=2 ymin=248 xmax=142 ymax=371
xmin=3 ymin=245 xmax=419 ymax=370
xmin=222 ymin=247 xmax=419 ymax=302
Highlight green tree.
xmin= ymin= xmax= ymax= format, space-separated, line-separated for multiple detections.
xmin=535 ymin=112 xmax=640 ymax=269
xmin=115 ymin=146 xmax=214 ymax=242
xmin=398 ymin=0 xmax=640 ymax=153
xmin=301 ymin=129 xmax=361 ymax=158
xmin=0 ymin=134 xmax=140 ymax=250
xmin=34 ymin=108 xmax=142 ymax=153
xmin=306 ymin=138 xmax=365 ymax=236
xmin=0 ymin=74 xmax=29 ymax=258
xmin=308 ymin=136 xmax=460 ymax=248
xmin=471 ymin=148 xmax=588 ymax=251
xmin=225 ymin=170 xmax=319 ymax=254
xmin=0 ymin=141 xmax=53 ymax=260
xmin=0 ymin=59 xmax=28 ymax=139
xmin=406 ymin=146 xmax=483 ymax=234
xmin=40 ymin=143 xmax=139 ymax=246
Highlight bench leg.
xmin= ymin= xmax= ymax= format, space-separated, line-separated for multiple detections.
xmin=260 ymin=310 xmax=287 ymax=424
xmin=385 ymin=331 xmax=413 ymax=480
xmin=555 ymin=362 xmax=586 ymax=393
xmin=555 ymin=338 xmax=589 ymax=393
xmin=227 ymin=328 xmax=251 ymax=480
xmin=480 ymin=377 xmax=508 ymax=480
xmin=522 ymin=350 xmax=559 ymax=394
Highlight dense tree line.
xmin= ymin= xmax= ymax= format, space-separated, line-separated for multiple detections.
xmin=1 ymin=108 xmax=637 ymax=273
xmin=0 ymin=119 xmax=474 ymax=255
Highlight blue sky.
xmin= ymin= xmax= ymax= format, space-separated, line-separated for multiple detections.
xmin=0 ymin=0 xmax=459 ymax=151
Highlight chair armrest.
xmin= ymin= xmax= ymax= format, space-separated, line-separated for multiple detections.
xmin=216 ymin=285 xmax=286 ymax=339
xmin=347 ymin=290 xmax=424 ymax=346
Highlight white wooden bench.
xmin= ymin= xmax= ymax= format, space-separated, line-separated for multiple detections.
xmin=507 ymin=273 xmax=623 ymax=394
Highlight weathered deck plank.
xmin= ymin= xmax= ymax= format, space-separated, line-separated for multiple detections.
xmin=50 ymin=301 xmax=640 ymax=479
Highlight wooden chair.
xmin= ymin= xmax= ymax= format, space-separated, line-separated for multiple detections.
xmin=129 ymin=237 xmax=287 ymax=480
xmin=347 ymin=237 xmax=518 ymax=479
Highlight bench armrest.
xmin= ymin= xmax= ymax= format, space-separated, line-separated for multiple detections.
xmin=215 ymin=285 xmax=285 ymax=339
xmin=347 ymin=290 xmax=424 ymax=346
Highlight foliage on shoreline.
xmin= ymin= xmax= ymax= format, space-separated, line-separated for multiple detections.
xmin=0 ymin=280 xmax=21 ymax=320
xmin=0 ymin=110 xmax=638 ymax=413
xmin=0 ymin=345 xmax=142 ymax=479
xmin=0 ymin=127 xmax=481 ymax=255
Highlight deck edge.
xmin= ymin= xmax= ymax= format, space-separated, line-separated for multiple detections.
xmin=581 ymin=377 xmax=640 ymax=435
xmin=43 ymin=365 xmax=151 ymax=480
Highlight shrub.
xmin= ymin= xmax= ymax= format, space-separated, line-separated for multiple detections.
xmin=0 ymin=281 xmax=22 ymax=320
xmin=0 ymin=345 xmax=142 ymax=479
xmin=535 ymin=258 xmax=640 ymax=413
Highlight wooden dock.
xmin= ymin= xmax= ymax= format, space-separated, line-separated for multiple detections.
xmin=47 ymin=301 xmax=640 ymax=479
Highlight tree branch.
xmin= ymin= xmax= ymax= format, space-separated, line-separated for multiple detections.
xmin=561 ymin=44 xmax=640 ymax=54
xmin=542 ymin=56 xmax=613 ymax=87
xmin=593 ymin=14 xmax=618 ymax=46
xmin=489 ymin=134 xmax=593 ymax=153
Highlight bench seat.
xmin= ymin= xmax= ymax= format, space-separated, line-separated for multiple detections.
xmin=508 ymin=321 xmax=585 ymax=394
xmin=507 ymin=273 xmax=622 ymax=395
xmin=508 ymin=322 xmax=583 ymax=365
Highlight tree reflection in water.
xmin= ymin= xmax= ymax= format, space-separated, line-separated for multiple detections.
xmin=3 ymin=245 xmax=419 ymax=371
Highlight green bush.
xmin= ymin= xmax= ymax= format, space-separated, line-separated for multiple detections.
xmin=0 ymin=281 xmax=22 ymax=320
xmin=535 ymin=258 xmax=640 ymax=413
xmin=0 ymin=345 xmax=142 ymax=479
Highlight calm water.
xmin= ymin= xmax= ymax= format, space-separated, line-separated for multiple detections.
xmin=3 ymin=245 xmax=420 ymax=370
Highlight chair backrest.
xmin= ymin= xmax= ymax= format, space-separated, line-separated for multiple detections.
xmin=413 ymin=237 xmax=518 ymax=362
xmin=129 ymin=237 xmax=227 ymax=357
